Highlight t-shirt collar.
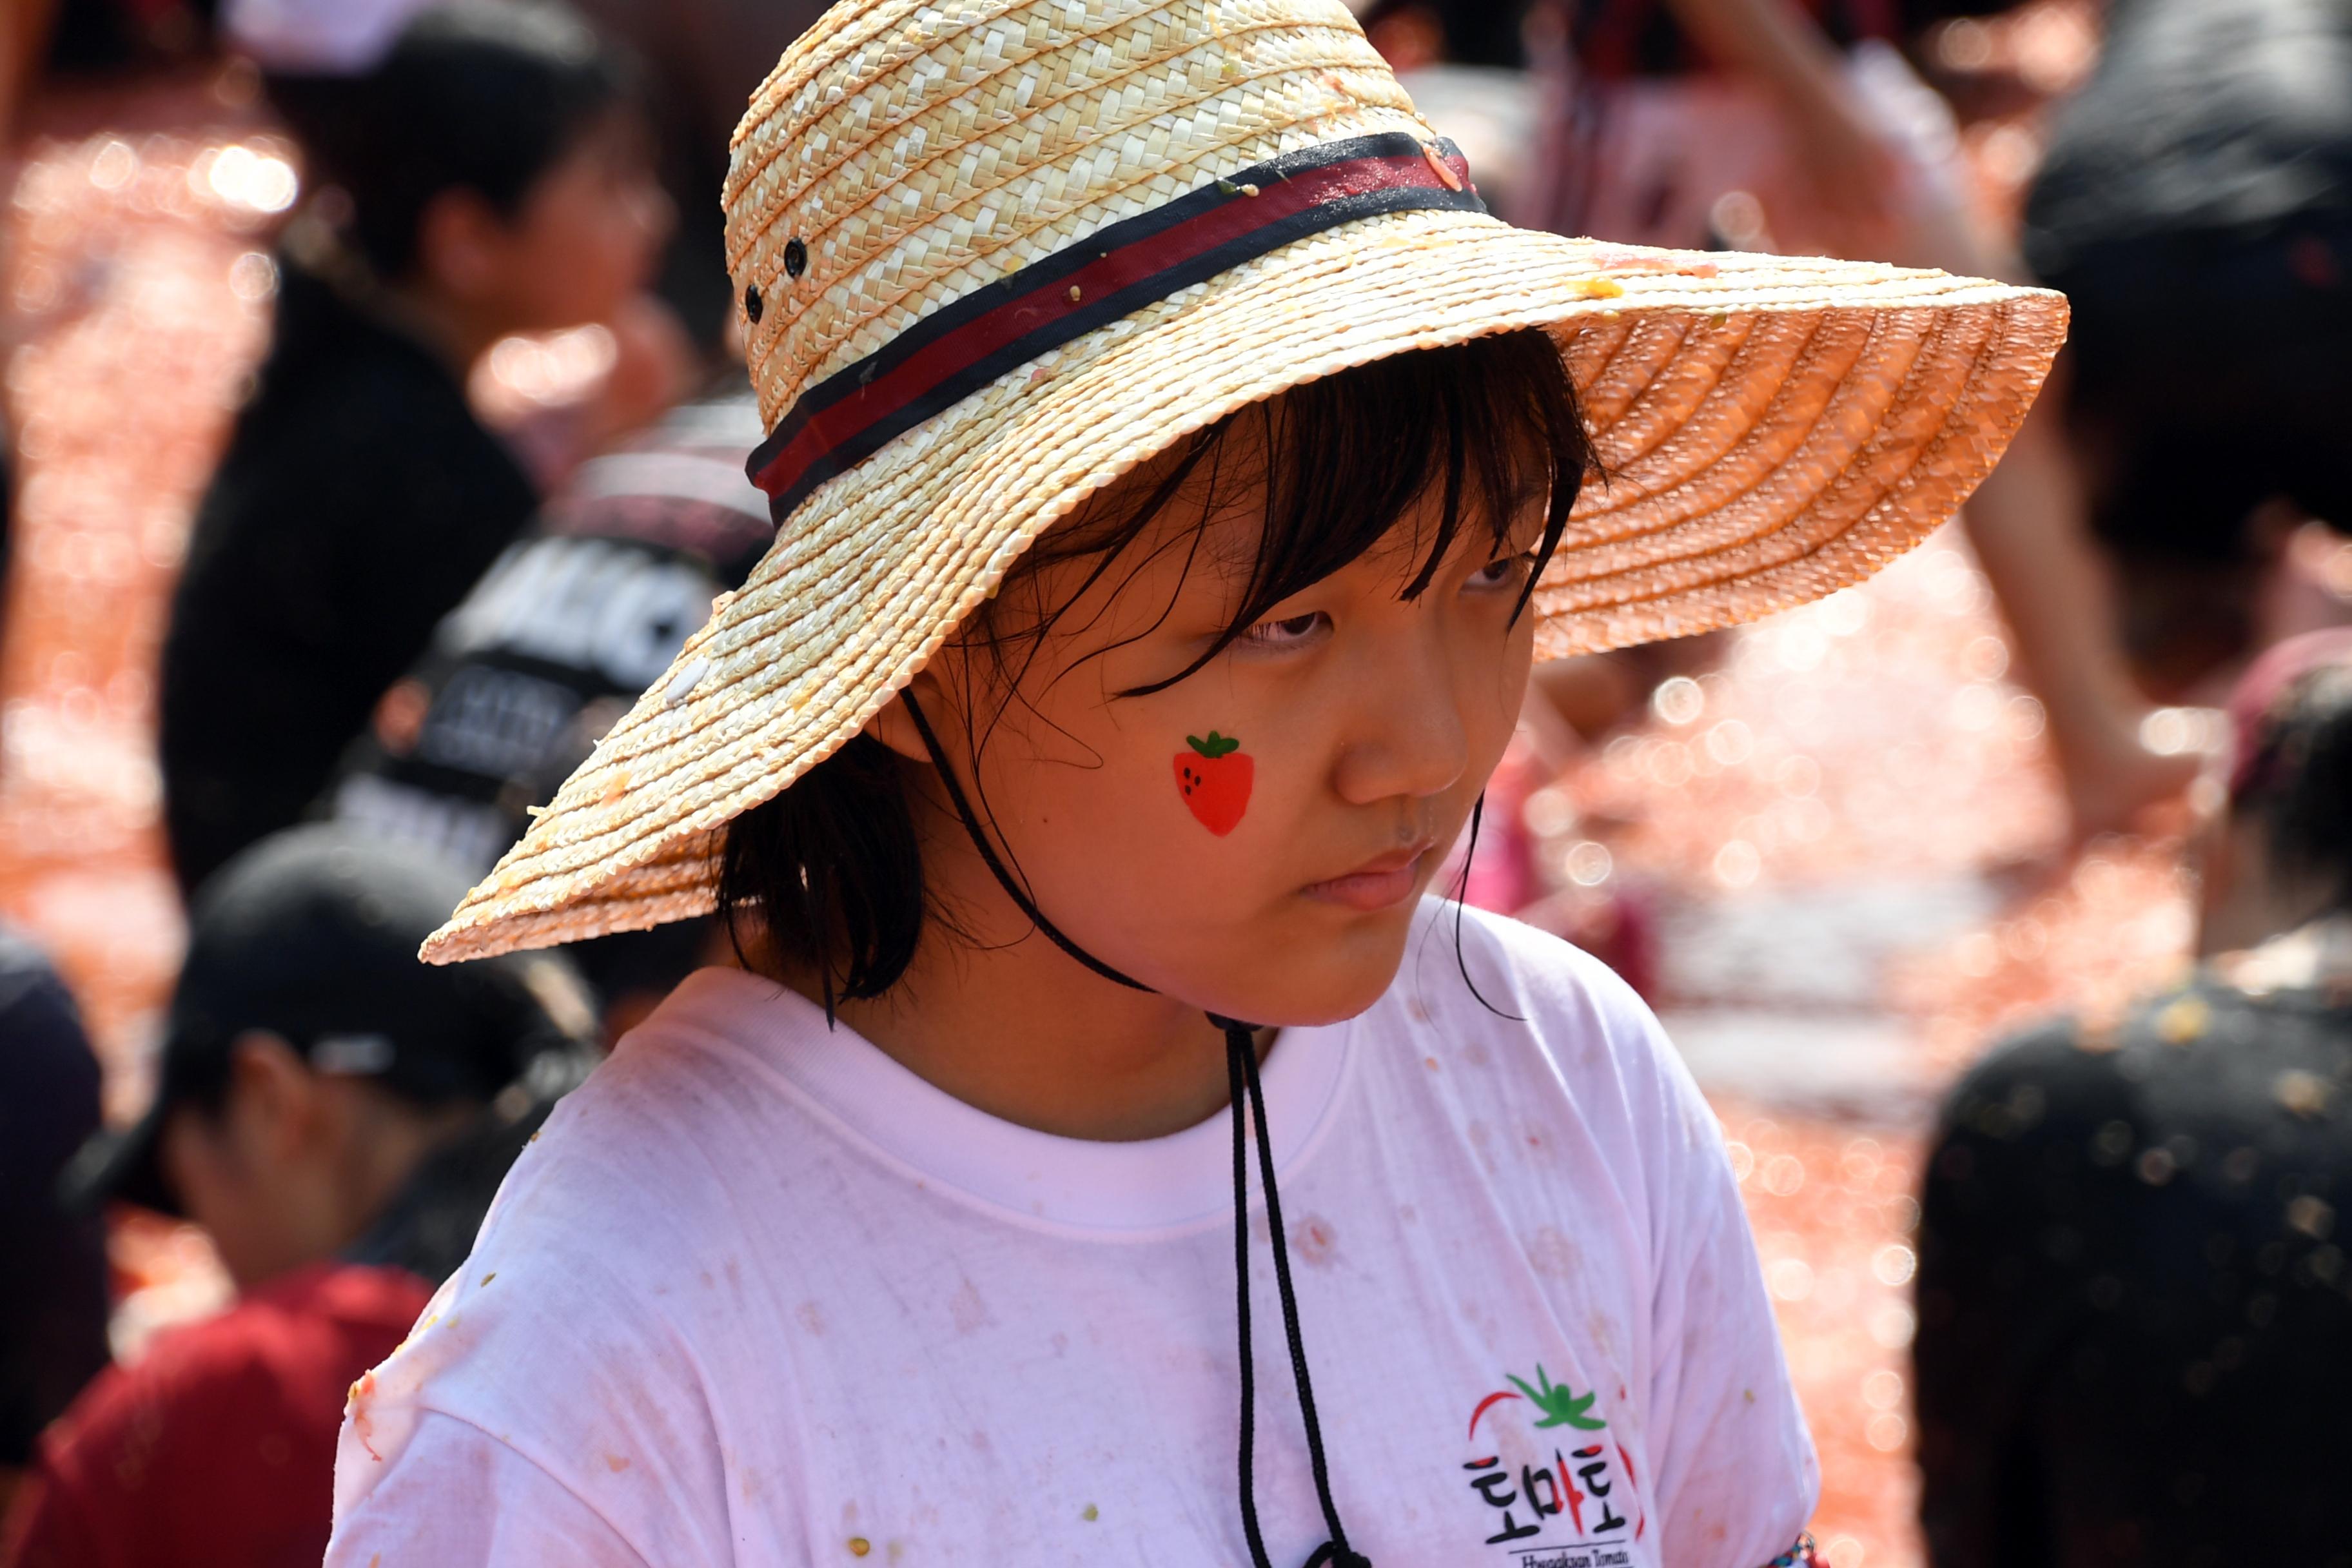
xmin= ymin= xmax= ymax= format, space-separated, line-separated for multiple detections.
xmin=652 ymin=968 xmax=1357 ymax=1238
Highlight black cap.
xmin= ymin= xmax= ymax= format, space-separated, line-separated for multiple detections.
xmin=64 ymin=825 xmax=591 ymax=1217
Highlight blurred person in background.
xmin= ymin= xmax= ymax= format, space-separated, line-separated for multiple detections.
xmin=2 ymin=825 xmax=595 ymax=1568
xmin=560 ymin=0 xmax=832 ymax=351
xmin=239 ymin=0 xmax=697 ymax=497
xmin=2022 ymin=0 xmax=2352 ymax=700
xmin=1498 ymin=0 xmax=2206 ymax=836
xmin=1914 ymin=629 xmax=2352 ymax=1566
xmin=231 ymin=0 xmax=830 ymax=357
xmin=0 ymin=934 xmax=111 ymax=1527
xmin=1508 ymin=0 xmax=1930 ymax=257
xmin=325 ymin=384 xmax=772 ymax=1039
xmin=160 ymin=0 xmax=671 ymax=900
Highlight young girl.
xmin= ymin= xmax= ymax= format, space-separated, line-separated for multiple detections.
xmin=324 ymin=2 xmax=2063 ymax=1563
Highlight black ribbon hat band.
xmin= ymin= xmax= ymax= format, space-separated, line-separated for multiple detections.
xmin=746 ymin=132 xmax=1484 ymax=523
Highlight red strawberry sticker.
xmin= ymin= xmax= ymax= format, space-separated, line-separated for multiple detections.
xmin=1174 ymin=730 xmax=1253 ymax=836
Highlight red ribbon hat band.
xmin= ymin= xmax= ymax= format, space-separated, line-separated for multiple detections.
xmin=745 ymin=132 xmax=1482 ymax=523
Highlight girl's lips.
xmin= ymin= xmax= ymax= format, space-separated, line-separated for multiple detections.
xmin=1301 ymin=845 xmax=1431 ymax=912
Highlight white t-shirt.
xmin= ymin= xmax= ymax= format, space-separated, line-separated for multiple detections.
xmin=326 ymin=903 xmax=1816 ymax=1567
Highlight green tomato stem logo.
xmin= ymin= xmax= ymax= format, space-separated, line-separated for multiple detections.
xmin=1506 ymin=1364 xmax=1607 ymax=1431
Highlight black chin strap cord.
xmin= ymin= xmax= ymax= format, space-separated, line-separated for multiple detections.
xmin=1217 ymin=1014 xmax=1367 ymax=1568
xmin=900 ymin=692 xmax=1367 ymax=1567
xmin=901 ymin=692 xmax=1152 ymax=993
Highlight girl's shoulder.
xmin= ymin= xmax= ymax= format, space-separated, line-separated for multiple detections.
xmin=392 ymin=967 xmax=841 ymax=1321
xmin=334 ymin=973 xmax=832 ymax=1527
xmin=1389 ymin=896 xmax=1665 ymax=1063
xmin=1373 ymin=898 xmax=1708 ymax=1153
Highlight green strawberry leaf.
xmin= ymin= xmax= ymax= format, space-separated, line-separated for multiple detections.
xmin=1187 ymin=731 xmax=1242 ymax=758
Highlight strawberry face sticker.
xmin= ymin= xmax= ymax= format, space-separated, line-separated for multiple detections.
xmin=1174 ymin=730 xmax=1253 ymax=836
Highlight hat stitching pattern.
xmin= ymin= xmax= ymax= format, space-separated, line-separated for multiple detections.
xmin=730 ymin=5 xmax=1418 ymax=410
xmin=731 ymin=1 xmax=1384 ymax=251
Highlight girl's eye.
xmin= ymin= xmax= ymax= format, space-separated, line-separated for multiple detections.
xmin=1239 ymin=610 xmax=1331 ymax=649
xmin=1469 ymin=553 xmax=1537 ymax=591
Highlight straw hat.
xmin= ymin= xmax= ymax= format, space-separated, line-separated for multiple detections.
xmin=424 ymin=0 xmax=2064 ymax=963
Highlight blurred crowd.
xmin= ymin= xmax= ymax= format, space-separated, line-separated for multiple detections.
xmin=1 ymin=0 xmax=2347 ymax=1564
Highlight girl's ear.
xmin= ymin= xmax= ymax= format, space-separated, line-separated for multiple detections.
xmin=865 ymin=672 xmax=950 ymax=765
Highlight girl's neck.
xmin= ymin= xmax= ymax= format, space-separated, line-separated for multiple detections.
xmin=794 ymin=828 xmax=1262 ymax=1144
xmin=824 ymin=950 xmax=1255 ymax=1145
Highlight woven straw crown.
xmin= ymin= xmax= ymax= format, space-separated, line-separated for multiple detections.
xmin=422 ymin=0 xmax=2065 ymax=963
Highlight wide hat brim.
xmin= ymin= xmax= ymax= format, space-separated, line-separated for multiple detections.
xmin=424 ymin=208 xmax=2063 ymax=963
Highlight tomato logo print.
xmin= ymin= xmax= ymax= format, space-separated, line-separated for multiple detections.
xmin=1174 ymin=730 xmax=1253 ymax=836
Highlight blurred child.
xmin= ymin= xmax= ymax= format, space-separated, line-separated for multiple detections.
xmin=1514 ymin=0 xmax=1915 ymax=258
xmin=1518 ymin=0 xmax=2210 ymax=838
xmin=326 ymin=384 xmax=772 ymax=1037
xmin=160 ymin=0 xmax=670 ymax=899
xmin=1916 ymin=631 xmax=2352 ymax=1565
xmin=3 ymin=826 xmax=594 ymax=1568
xmin=2023 ymin=0 xmax=2352 ymax=698
xmin=0 ymin=931 xmax=109 ymax=1527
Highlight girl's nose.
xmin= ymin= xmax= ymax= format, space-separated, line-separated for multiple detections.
xmin=1328 ymin=636 xmax=1471 ymax=807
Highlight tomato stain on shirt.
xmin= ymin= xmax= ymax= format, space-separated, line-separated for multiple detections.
xmin=1527 ymin=1226 xmax=1581 ymax=1280
xmin=348 ymin=1370 xmax=382 ymax=1462
xmin=950 ymin=1278 xmax=994 ymax=1335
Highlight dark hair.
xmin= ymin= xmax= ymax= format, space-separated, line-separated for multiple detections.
xmin=2243 ymin=661 xmax=2352 ymax=910
xmin=267 ymin=1 xmax=633 ymax=280
xmin=720 ymin=329 xmax=1594 ymax=1006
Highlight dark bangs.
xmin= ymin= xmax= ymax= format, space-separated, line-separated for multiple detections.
xmin=1008 ymin=327 xmax=1591 ymax=695
xmin=720 ymin=328 xmax=1594 ymax=1004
